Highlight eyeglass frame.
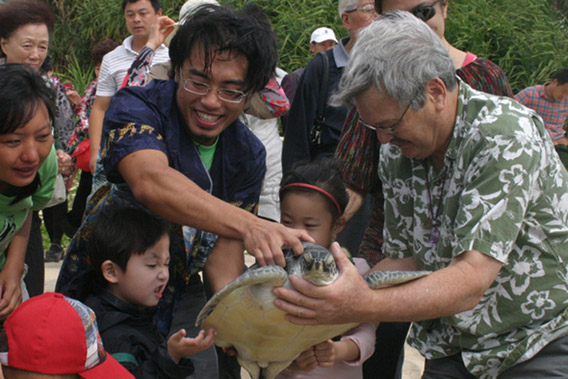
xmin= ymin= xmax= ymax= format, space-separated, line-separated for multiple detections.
xmin=345 ymin=3 xmax=376 ymax=14
xmin=179 ymin=71 xmax=248 ymax=104
xmin=411 ymin=0 xmax=443 ymax=22
xmin=359 ymin=101 xmax=412 ymax=135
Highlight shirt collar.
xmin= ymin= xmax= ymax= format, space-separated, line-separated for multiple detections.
xmin=122 ymin=35 xmax=137 ymax=55
xmin=441 ymin=77 xmax=468 ymax=165
xmin=122 ymin=35 xmax=167 ymax=55
xmin=333 ymin=37 xmax=351 ymax=68
xmin=540 ymin=82 xmax=554 ymax=101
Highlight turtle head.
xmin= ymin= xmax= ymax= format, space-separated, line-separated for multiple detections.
xmin=298 ymin=243 xmax=338 ymax=286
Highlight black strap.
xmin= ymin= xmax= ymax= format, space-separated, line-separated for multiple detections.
xmin=310 ymin=52 xmax=329 ymax=145
xmin=316 ymin=52 xmax=329 ymax=122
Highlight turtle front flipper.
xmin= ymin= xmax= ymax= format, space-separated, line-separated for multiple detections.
xmin=261 ymin=361 xmax=294 ymax=379
xmin=239 ymin=357 xmax=261 ymax=379
xmin=196 ymin=265 xmax=288 ymax=326
xmin=364 ymin=270 xmax=431 ymax=289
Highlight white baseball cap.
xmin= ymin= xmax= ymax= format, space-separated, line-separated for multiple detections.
xmin=179 ymin=0 xmax=220 ymax=22
xmin=310 ymin=27 xmax=338 ymax=44
xmin=165 ymin=0 xmax=220 ymax=46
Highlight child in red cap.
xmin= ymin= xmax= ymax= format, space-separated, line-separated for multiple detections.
xmin=0 ymin=292 xmax=133 ymax=378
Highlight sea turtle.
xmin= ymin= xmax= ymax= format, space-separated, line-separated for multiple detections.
xmin=196 ymin=242 xmax=430 ymax=379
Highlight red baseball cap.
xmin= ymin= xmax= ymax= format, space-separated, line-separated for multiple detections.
xmin=0 ymin=292 xmax=133 ymax=378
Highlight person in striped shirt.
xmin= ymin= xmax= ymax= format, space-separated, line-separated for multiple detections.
xmin=88 ymin=0 xmax=171 ymax=182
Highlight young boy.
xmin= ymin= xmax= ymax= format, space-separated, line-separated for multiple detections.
xmin=83 ymin=207 xmax=216 ymax=378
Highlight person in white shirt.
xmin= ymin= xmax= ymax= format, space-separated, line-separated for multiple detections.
xmin=88 ymin=0 xmax=171 ymax=175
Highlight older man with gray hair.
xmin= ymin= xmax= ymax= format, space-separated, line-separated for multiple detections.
xmin=275 ymin=11 xmax=568 ymax=378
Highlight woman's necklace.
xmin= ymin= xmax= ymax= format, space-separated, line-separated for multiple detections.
xmin=424 ymin=161 xmax=449 ymax=245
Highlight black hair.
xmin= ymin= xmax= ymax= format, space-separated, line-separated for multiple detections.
xmin=552 ymin=68 xmax=568 ymax=85
xmin=240 ymin=3 xmax=273 ymax=31
xmin=121 ymin=0 xmax=162 ymax=13
xmin=279 ymin=159 xmax=349 ymax=220
xmin=169 ymin=4 xmax=277 ymax=93
xmin=0 ymin=1 xmax=54 ymax=59
xmin=91 ymin=39 xmax=120 ymax=66
xmin=86 ymin=207 xmax=170 ymax=286
xmin=40 ymin=55 xmax=53 ymax=75
xmin=0 ymin=64 xmax=56 ymax=204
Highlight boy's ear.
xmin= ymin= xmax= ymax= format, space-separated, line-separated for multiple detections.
xmin=332 ymin=216 xmax=347 ymax=237
xmin=101 ymin=260 xmax=120 ymax=284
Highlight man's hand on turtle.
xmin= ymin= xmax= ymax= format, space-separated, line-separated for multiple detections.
xmin=243 ymin=219 xmax=313 ymax=267
xmin=273 ymin=242 xmax=370 ymax=325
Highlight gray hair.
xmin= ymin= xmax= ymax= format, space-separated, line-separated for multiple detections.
xmin=338 ymin=0 xmax=360 ymax=18
xmin=330 ymin=11 xmax=457 ymax=109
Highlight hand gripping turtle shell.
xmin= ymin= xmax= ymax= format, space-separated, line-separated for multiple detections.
xmin=195 ymin=242 xmax=430 ymax=379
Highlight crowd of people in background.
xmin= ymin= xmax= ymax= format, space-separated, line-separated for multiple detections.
xmin=0 ymin=0 xmax=567 ymax=378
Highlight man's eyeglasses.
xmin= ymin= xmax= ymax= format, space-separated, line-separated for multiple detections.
xmin=359 ymin=102 xmax=412 ymax=135
xmin=411 ymin=0 xmax=443 ymax=22
xmin=345 ymin=3 xmax=377 ymax=14
xmin=180 ymin=72 xmax=247 ymax=104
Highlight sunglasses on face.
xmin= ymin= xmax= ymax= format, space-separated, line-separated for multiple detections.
xmin=411 ymin=0 xmax=443 ymax=22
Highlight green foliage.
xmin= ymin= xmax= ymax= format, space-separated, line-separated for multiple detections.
xmin=447 ymin=0 xmax=568 ymax=93
xmin=224 ymin=0 xmax=344 ymax=72
xmin=46 ymin=0 xmax=568 ymax=95
xmin=56 ymin=54 xmax=94 ymax=95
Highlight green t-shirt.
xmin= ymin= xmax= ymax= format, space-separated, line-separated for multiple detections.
xmin=379 ymin=81 xmax=568 ymax=378
xmin=193 ymin=138 xmax=219 ymax=171
xmin=0 ymin=146 xmax=57 ymax=269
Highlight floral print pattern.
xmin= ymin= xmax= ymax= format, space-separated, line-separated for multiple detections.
xmin=378 ymin=80 xmax=568 ymax=378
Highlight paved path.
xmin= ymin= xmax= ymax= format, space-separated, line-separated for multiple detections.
xmin=44 ymin=258 xmax=424 ymax=378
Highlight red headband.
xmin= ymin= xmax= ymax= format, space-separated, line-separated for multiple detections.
xmin=280 ymin=183 xmax=342 ymax=216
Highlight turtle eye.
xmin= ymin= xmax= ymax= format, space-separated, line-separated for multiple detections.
xmin=303 ymin=252 xmax=313 ymax=264
xmin=325 ymin=254 xmax=335 ymax=266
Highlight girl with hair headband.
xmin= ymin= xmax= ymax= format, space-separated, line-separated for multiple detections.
xmin=277 ymin=159 xmax=375 ymax=379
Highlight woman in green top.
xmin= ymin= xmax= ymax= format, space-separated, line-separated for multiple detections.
xmin=0 ymin=64 xmax=57 ymax=318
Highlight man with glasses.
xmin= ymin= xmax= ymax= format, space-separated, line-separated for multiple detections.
xmin=56 ymin=5 xmax=310 ymax=378
xmin=275 ymin=12 xmax=568 ymax=378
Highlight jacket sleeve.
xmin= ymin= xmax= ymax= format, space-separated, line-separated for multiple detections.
xmin=110 ymin=337 xmax=194 ymax=378
xmin=282 ymin=55 xmax=323 ymax=171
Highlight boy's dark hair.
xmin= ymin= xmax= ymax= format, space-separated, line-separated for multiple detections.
xmin=86 ymin=207 xmax=170 ymax=285
xmin=552 ymin=68 xmax=568 ymax=85
xmin=279 ymin=159 xmax=349 ymax=220
xmin=0 ymin=64 xmax=56 ymax=204
xmin=0 ymin=1 xmax=54 ymax=54
xmin=169 ymin=4 xmax=277 ymax=93
xmin=91 ymin=39 xmax=120 ymax=66
xmin=121 ymin=0 xmax=162 ymax=13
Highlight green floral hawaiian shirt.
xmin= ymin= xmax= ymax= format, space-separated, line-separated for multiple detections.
xmin=378 ymin=80 xmax=568 ymax=378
